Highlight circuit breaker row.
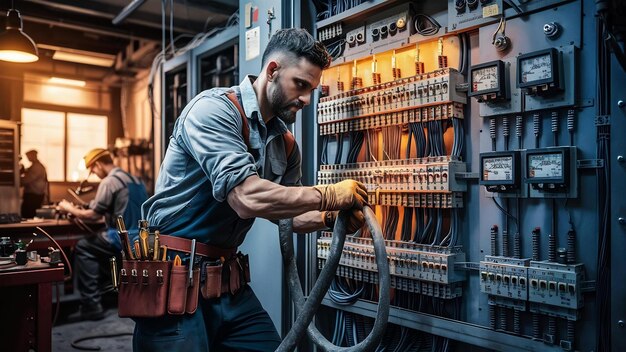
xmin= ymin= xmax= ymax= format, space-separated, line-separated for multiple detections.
xmin=319 ymin=102 xmax=464 ymax=135
xmin=318 ymin=258 xmax=463 ymax=299
xmin=318 ymin=233 xmax=466 ymax=285
xmin=318 ymin=68 xmax=466 ymax=125
xmin=479 ymin=256 xmax=584 ymax=320
xmin=375 ymin=191 xmax=464 ymax=208
xmin=318 ymin=157 xmax=467 ymax=192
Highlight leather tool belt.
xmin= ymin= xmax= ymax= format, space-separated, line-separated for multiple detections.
xmin=116 ymin=234 xmax=249 ymax=318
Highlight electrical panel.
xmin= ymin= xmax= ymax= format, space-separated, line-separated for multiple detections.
xmin=0 ymin=120 xmax=19 ymax=214
xmin=162 ymin=54 xmax=190 ymax=157
xmin=306 ymin=1 xmax=609 ymax=351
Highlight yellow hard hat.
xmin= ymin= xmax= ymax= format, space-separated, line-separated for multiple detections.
xmin=83 ymin=148 xmax=111 ymax=168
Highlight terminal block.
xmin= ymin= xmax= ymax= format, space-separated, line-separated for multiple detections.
xmin=317 ymin=157 xmax=467 ymax=208
xmin=528 ymin=261 xmax=584 ymax=320
xmin=317 ymin=68 xmax=466 ymax=135
xmin=318 ymin=157 xmax=468 ymax=192
xmin=320 ymin=260 xmax=464 ymax=299
xmin=317 ymin=234 xmax=467 ymax=286
xmin=480 ymin=256 xmax=530 ymax=302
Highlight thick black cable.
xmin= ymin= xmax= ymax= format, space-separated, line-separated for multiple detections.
xmin=71 ymin=332 xmax=134 ymax=351
xmin=277 ymin=207 xmax=389 ymax=351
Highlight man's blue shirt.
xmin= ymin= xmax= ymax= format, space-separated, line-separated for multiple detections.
xmin=142 ymin=76 xmax=302 ymax=248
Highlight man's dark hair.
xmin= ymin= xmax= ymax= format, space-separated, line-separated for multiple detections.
xmin=261 ymin=28 xmax=331 ymax=70
xmin=97 ymin=154 xmax=114 ymax=165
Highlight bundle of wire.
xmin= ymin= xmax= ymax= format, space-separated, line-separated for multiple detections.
xmin=427 ymin=120 xmax=446 ymax=157
xmin=325 ymin=38 xmax=346 ymax=60
xmin=407 ymin=122 xmax=428 ymax=158
xmin=334 ymin=133 xmax=345 ymax=164
xmin=450 ymin=118 xmax=465 ymax=158
xmin=346 ymin=131 xmax=365 ymax=164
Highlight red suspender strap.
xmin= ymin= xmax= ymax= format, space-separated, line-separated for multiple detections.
xmin=283 ymin=130 xmax=296 ymax=158
xmin=226 ymin=91 xmax=250 ymax=151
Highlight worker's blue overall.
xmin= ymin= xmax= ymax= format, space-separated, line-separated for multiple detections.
xmin=107 ymin=171 xmax=150 ymax=245
xmin=136 ymin=76 xmax=301 ymax=351
xmin=75 ymin=169 xmax=148 ymax=310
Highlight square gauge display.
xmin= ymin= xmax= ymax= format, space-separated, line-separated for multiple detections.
xmin=527 ymin=153 xmax=563 ymax=179
xmin=517 ymin=48 xmax=560 ymax=89
xmin=469 ymin=60 xmax=506 ymax=99
xmin=479 ymin=151 xmax=520 ymax=188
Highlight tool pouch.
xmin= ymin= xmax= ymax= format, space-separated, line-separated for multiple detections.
xmin=201 ymin=261 xmax=223 ymax=300
xmin=228 ymin=253 xmax=251 ymax=294
xmin=118 ymin=260 xmax=170 ymax=318
xmin=167 ymin=266 xmax=200 ymax=315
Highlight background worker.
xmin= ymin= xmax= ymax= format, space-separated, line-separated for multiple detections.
xmin=58 ymin=148 xmax=148 ymax=320
xmin=20 ymin=149 xmax=48 ymax=218
xmin=136 ymin=28 xmax=366 ymax=351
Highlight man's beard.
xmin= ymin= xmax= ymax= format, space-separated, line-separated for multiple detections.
xmin=270 ymin=77 xmax=302 ymax=125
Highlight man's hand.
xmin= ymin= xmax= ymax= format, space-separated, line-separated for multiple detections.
xmin=313 ymin=179 xmax=368 ymax=211
xmin=322 ymin=209 xmax=365 ymax=234
xmin=57 ymin=199 xmax=75 ymax=214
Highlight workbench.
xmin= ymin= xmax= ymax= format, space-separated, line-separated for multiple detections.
xmin=0 ymin=219 xmax=103 ymax=249
xmin=0 ymin=219 xmax=104 ymax=301
xmin=0 ymin=261 xmax=65 ymax=352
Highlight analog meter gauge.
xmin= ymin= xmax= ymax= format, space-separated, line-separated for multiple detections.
xmin=524 ymin=147 xmax=576 ymax=192
xmin=469 ymin=60 xmax=508 ymax=102
xmin=479 ymin=151 xmax=520 ymax=193
xmin=517 ymin=48 xmax=562 ymax=96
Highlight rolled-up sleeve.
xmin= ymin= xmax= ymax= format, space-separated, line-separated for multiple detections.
xmin=91 ymin=181 xmax=113 ymax=215
xmin=178 ymin=95 xmax=258 ymax=202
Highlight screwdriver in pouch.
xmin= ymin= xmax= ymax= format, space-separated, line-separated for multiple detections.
xmin=134 ymin=240 xmax=142 ymax=260
xmin=188 ymin=239 xmax=196 ymax=287
xmin=116 ymin=215 xmax=134 ymax=260
xmin=138 ymin=220 xmax=149 ymax=260
xmin=110 ymin=257 xmax=119 ymax=290
xmin=152 ymin=230 xmax=160 ymax=261
xmin=160 ymin=245 xmax=167 ymax=261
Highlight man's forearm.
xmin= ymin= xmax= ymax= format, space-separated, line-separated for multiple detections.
xmin=293 ymin=210 xmax=327 ymax=233
xmin=227 ymin=175 xmax=322 ymax=219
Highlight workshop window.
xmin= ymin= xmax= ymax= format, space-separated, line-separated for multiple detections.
xmin=21 ymin=108 xmax=108 ymax=182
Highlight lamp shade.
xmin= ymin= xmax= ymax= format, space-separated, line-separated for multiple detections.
xmin=0 ymin=9 xmax=38 ymax=63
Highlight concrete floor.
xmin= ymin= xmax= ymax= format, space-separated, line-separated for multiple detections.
xmin=52 ymin=307 xmax=134 ymax=352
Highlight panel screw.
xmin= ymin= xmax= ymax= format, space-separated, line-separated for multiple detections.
xmin=619 ymin=217 xmax=626 ymax=224
xmin=619 ymin=320 xmax=625 ymax=328
xmin=619 ymin=100 xmax=625 ymax=108
xmin=619 ymin=155 xmax=625 ymax=162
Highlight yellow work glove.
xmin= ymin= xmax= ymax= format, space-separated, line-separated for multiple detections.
xmin=322 ymin=209 xmax=365 ymax=234
xmin=313 ymin=179 xmax=368 ymax=211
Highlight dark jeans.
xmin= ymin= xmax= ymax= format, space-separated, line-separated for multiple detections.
xmin=133 ymin=285 xmax=281 ymax=352
xmin=21 ymin=193 xmax=44 ymax=218
xmin=74 ymin=231 xmax=121 ymax=306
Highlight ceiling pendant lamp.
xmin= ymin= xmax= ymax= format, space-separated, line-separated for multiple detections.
xmin=0 ymin=7 xmax=39 ymax=63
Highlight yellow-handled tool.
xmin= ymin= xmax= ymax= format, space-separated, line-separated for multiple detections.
xmin=139 ymin=227 xmax=149 ymax=260
xmin=152 ymin=230 xmax=160 ymax=261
